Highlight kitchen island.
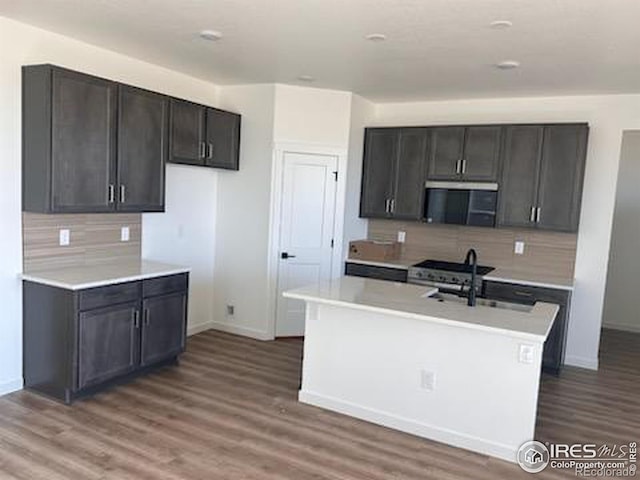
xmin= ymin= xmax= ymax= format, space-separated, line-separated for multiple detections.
xmin=283 ymin=276 xmax=559 ymax=462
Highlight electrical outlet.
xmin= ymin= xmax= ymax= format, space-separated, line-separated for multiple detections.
xmin=420 ymin=369 xmax=436 ymax=391
xmin=514 ymin=241 xmax=525 ymax=255
xmin=121 ymin=226 xmax=130 ymax=242
xmin=226 ymin=305 xmax=235 ymax=316
xmin=519 ymin=344 xmax=535 ymax=364
xmin=59 ymin=229 xmax=70 ymax=246
xmin=398 ymin=231 xmax=406 ymax=243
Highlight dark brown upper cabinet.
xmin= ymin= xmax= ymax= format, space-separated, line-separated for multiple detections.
xmin=169 ymin=99 xmax=241 ymax=170
xmin=498 ymin=124 xmax=588 ymax=232
xmin=360 ymin=127 xmax=429 ymax=220
xmin=22 ymin=65 xmax=168 ymax=213
xmin=23 ymin=65 xmax=118 ymax=213
xmin=428 ymin=126 xmax=502 ymax=182
xmin=117 ymin=85 xmax=168 ymax=212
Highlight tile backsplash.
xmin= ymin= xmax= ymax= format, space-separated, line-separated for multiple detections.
xmin=367 ymin=220 xmax=577 ymax=279
xmin=22 ymin=213 xmax=141 ymax=272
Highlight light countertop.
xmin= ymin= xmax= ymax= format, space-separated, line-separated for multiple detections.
xmin=345 ymin=257 xmax=574 ymax=291
xmin=284 ymin=276 xmax=559 ymax=341
xmin=21 ymin=260 xmax=190 ymax=290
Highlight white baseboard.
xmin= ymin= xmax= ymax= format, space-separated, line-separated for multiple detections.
xmin=602 ymin=322 xmax=640 ymax=334
xmin=564 ymin=354 xmax=599 ymax=370
xmin=0 ymin=378 xmax=23 ymax=397
xmin=299 ymin=390 xmax=517 ymax=463
xmin=207 ymin=320 xmax=273 ymax=341
xmin=187 ymin=320 xmax=217 ymax=336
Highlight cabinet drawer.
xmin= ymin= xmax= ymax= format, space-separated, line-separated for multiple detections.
xmin=143 ymin=273 xmax=188 ymax=298
xmin=78 ymin=282 xmax=140 ymax=311
xmin=484 ymin=281 xmax=568 ymax=305
xmin=345 ymin=262 xmax=408 ymax=283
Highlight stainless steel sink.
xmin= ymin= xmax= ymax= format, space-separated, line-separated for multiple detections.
xmin=428 ymin=292 xmax=533 ymax=313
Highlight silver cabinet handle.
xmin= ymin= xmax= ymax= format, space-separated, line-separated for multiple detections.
xmin=108 ymin=184 xmax=115 ymax=204
xmin=390 ymin=199 xmax=395 ymax=213
xmin=119 ymin=185 xmax=126 ymax=203
xmin=133 ymin=310 xmax=140 ymax=328
xmin=384 ymin=199 xmax=390 ymax=213
xmin=207 ymin=143 xmax=214 ymax=160
xmin=461 ymin=159 xmax=467 ymax=174
xmin=530 ymin=206 xmax=536 ymax=222
xmin=536 ymin=207 xmax=541 ymax=223
xmin=143 ymin=308 xmax=150 ymax=326
xmin=199 ymin=142 xmax=206 ymax=159
xmin=455 ymin=159 xmax=461 ymax=174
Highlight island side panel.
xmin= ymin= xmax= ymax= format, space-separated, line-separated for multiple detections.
xmin=298 ymin=302 xmax=544 ymax=462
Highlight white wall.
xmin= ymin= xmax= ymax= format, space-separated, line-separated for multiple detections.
xmin=273 ymin=84 xmax=352 ymax=147
xmin=372 ymin=95 xmax=640 ymax=369
xmin=214 ymin=84 xmax=277 ymax=340
xmin=0 ymin=16 xmax=219 ymax=395
xmin=343 ymin=94 xmax=375 ymax=254
xmin=142 ymin=165 xmax=218 ymax=335
xmin=602 ymin=131 xmax=640 ymax=333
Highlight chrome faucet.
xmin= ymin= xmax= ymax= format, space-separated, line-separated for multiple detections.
xmin=464 ymin=248 xmax=478 ymax=307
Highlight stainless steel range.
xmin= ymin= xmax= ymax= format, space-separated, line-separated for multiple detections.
xmin=407 ymin=259 xmax=494 ymax=294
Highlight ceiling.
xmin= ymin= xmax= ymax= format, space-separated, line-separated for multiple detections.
xmin=2 ymin=0 xmax=640 ymax=102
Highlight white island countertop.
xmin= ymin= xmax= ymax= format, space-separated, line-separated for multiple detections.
xmin=21 ymin=260 xmax=190 ymax=290
xmin=284 ymin=276 xmax=559 ymax=341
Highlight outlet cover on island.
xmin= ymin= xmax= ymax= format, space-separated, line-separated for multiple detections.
xmin=420 ymin=369 xmax=436 ymax=391
xmin=514 ymin=241 xmax=525 ymax=255
xmin=121 ymin=226 xmax=130 ymax=242
xmin=59 ymin=229 xmax=70 ymax=246
xmin=397 ymin=231 xmax=406 ymax=243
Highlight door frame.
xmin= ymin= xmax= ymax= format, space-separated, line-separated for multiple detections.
xmin=266 ymin=142 xmax=348 ymax=339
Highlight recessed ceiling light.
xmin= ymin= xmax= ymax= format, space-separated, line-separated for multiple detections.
xmin=495 ymin=60 xmax=520 ymax=70
xmin=490 ymin=20 xmax=513 ymax=29
xmin=199 ymin=29 xmax=223 ymax=41
xmin=365 ymin=33 xmax=387 ymax=42
xmin=297 ymin=75 xmax=315 ymax=82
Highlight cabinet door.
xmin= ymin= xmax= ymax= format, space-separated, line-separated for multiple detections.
xmin=462 ymin=126 xmax=502 ymax=181
xmin=392 ymin=129 xmax=429 ymax=219
xmin=536 ymin=125 xmax=588 ymax=232
xmin=360 ymin=129 xmax=398 ymax=218
xmin=427 ymin=127 xmax=465 ymax=180
xmin=169 ymin=99 xmax=206 ymax=166
xmin=204 ymin=108 xmax=241 ymax=170
xmin=117 ymin=86 xmax=168 ymax=212
xmin=141 ymin=292 xmax=187 ymax=366
xmin=498 ymin=126 xmax=543 ymax=228
xmin=78 ymin=302 xmax=140 ymax=389
xmin=51 ymin=68 xmax=117 ymax=212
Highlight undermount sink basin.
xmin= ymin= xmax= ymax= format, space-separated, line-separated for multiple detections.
xmin=428 ymin=292 xmax=533 ymax=313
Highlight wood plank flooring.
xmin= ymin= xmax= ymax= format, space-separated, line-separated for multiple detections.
xmin=0 ymin=328 xmax=638 ymax=479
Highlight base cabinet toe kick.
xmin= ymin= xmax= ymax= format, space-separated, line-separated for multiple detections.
xmin=23 ymin=273 xmax=189 ymax=404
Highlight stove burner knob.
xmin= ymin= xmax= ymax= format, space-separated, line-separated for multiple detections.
xmin=439 ymin=276 xmax=446 ymax=281
xmin=427 ymin=273 xmax=434 ymax=280
xmin=452 ymin=277 xmax=459 ymax=283
xmin=416 ymin=271 xmax=423 ymax=278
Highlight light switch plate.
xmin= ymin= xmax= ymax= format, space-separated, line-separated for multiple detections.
xmin=514 ymin=241 xmax=525 ymax=255
xmin=398 ymin=231 xmax=406 ymax=243
xmin=121 ymin=226 xmax=130 ymax=242
xmin=59 ymin=229 xmax=70 ymax=246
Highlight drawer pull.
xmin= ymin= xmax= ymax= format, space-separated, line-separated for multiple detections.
xmin=514 ymin=291 xmax=534 ymax=298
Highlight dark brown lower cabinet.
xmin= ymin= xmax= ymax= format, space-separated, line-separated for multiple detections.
xmin=23 ymin=273 xmax=188 ymax=404
xmin=141 ymin=292 xmax=187 ymax=366
xmin=344 ymin=262 xmax=408 ymax=282
xmin=484 ymin=280 xmax=570 ymax=374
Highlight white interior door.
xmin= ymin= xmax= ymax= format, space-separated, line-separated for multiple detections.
xmin=276 ymin=151 xmax=338 ymax=337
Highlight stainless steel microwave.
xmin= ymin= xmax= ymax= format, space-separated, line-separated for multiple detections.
xmin=424 ymin=182 xmax=498 ymax=227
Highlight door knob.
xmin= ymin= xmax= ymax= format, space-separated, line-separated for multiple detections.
xmin=281 ymin=252 xmax=297 ymax=259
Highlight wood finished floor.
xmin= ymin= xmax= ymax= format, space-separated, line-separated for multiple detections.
xmin=0 ymin=328 xmax=638 ymax=479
